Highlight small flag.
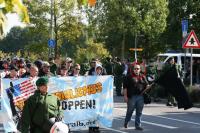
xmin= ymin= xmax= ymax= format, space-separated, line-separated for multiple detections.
xmin=6 ymin=79 xmax=36 ymax=105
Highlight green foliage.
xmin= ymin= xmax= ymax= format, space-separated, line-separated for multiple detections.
xmin=188 ymin=86 xmax=200 ymax=103
xmin=89 ymin=0 xmax=169 ymax=59
xmin=75 ymin=39 xmax=110 ymax=63
xmin=0 ymin=27 xmax=29 ymax=52
xmin=2 ymin=0 xmax=200 ymax=63
xmin=160 ymin=0 xmax=200 ymax=53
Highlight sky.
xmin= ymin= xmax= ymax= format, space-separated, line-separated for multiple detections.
xmin=5 ymin=13 xmax=24 ymax=33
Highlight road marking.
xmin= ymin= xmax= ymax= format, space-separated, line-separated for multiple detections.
xmin=103 ymin=127 xmax=128 ymax=133
xmin=144 ymin=113 xmax=200 ymax=126
xmin=115 ymin=117 xmax=178 ymax=129
xmin=116 ymin=107 xmax=200 ymax=127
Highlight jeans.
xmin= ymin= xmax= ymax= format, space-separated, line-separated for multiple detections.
xmin=124 ymin=95 xmax=144 ymax=127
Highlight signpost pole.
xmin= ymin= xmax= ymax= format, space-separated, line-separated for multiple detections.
xmin=182 ymin=19 xmax=188 ymax=79
xmin=182 ymin=30 xmax=200 ymax=86
xmin=190 ymin=48 xmax=193 ymax=86
xmin=49 ymin=0 xmax=55 ymax=59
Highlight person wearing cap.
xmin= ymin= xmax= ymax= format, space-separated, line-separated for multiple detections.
xmin=61 ymin=57 xmax=73 ymax=75
xmin=34 ymin=60 xmax=43 ymax=71
xmin=38 ymin=61 xmax=54 ymax=77
xmin=21 ymin=77 xmax=63 ymax=133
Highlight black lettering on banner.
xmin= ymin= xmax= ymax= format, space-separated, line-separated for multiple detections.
xmin=68 ymin=101 xmax=73 ymax=110
xmin=80 ymin=100 xmax=85 ymax=109
xmin=67 ymin=120 xmax=97 ymax=128
xmin=61 ymin=99 xmax=96 ymax=110
xmin=75 ymin=101 xmax=80 ymax=109
xmin=61 ymin=101 xmax=67 ymax=110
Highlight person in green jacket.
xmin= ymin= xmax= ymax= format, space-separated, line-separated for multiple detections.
xmin=21 ymin=77 xmax=63 ymax=133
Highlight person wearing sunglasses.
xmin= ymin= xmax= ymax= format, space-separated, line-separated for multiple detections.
xmin=123 ymin=64 xmax=151 ymax=131
xmin=69 ymin=63 xmax=81 ymax=76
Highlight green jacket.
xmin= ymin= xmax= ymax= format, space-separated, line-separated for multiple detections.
xmin=21 ymin=90 xmax=63 ymax=133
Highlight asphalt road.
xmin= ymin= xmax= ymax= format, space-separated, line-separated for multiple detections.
xmin=71 ymin=95 xmax=200 ymax=133
xmin=1 ymin=96 xmax=200 ymax=133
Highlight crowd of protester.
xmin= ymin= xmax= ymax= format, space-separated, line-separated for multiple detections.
xmin=0 ymin=56 xmax=132 ymax=133
xmin=1 ymin=55 xmax=196 ymax=132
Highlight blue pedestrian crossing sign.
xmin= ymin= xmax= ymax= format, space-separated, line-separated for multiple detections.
xmin=48 ymin=39 xmax=55 ymax=48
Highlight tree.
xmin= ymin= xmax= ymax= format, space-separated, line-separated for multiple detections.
xmin=75 ymin=39 xmax=110 ymax=63
xmin=0 ymin=26 xmax=29 ymax=52
xmin=160 ymin=0 xmax=200 ymax=53
xmin=87 ymin=0 xmax=169 ymax=59
xmin=0 ymin=0 xmax=29 ymax=37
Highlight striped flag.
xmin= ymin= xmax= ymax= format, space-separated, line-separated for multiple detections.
xmin=6 ymin=79 xmax=36 ymax=105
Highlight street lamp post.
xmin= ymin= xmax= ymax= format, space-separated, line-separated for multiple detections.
xmin=134 ymin=34 xmax=144 ymax=62
xmin=49 ymin=0 xmax=55 ymax=59
xmin=134 ymin=33 xmax=137 ymax=62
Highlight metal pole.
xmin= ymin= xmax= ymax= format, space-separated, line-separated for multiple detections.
xmin=49 ymin=0 xmax=54 ymax=59
xmin=51 ymin=0 xmax=54 ymax=39
xmin=190 ymin=48 xmax=193 ymax=86
xmin=135 ymin=33 xmax=137 ymax=62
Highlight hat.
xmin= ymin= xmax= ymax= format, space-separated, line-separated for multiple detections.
xmin=43 ymin=61 xmax=50 ymax=67
xmin=36 ymin=77 xmax=49 ymax=86
xmin=34 ymin=60 xmax=43 ymax=69
xmin=66 ymin=57 xmax=72 ymax=63
xmin=3 ymin=60 xmax=9 ymax=64
xmin=18 ymin=58 xmax=25 ymax=63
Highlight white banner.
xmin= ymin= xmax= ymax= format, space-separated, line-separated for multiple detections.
xmin=0 ymin=76 xmax=114 ymax=132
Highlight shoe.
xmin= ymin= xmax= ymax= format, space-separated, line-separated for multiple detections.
xmin=173 ymin=103 xmax=177 ymax=107
xmin=117 ymin=93 xmax=123 ymax=96
xmin=124 ymin=123 xmax=128 ymax=128
xmin=166 ymin=102 xmax=173 ymax=106
xmin=93 ymin=127 xmax=100 ymax=133
xmin=135 ymin=126 xmax=143 ymax=131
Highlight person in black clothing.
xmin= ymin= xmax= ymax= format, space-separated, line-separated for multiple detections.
xmin=88 ymin=58 xmax=98 ymax=75
xmin=123 ymin=64 xmax=151 ymax=131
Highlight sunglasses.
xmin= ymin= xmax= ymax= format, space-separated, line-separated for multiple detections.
xmin=134 ymin=68 xmax=140 ymax=70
